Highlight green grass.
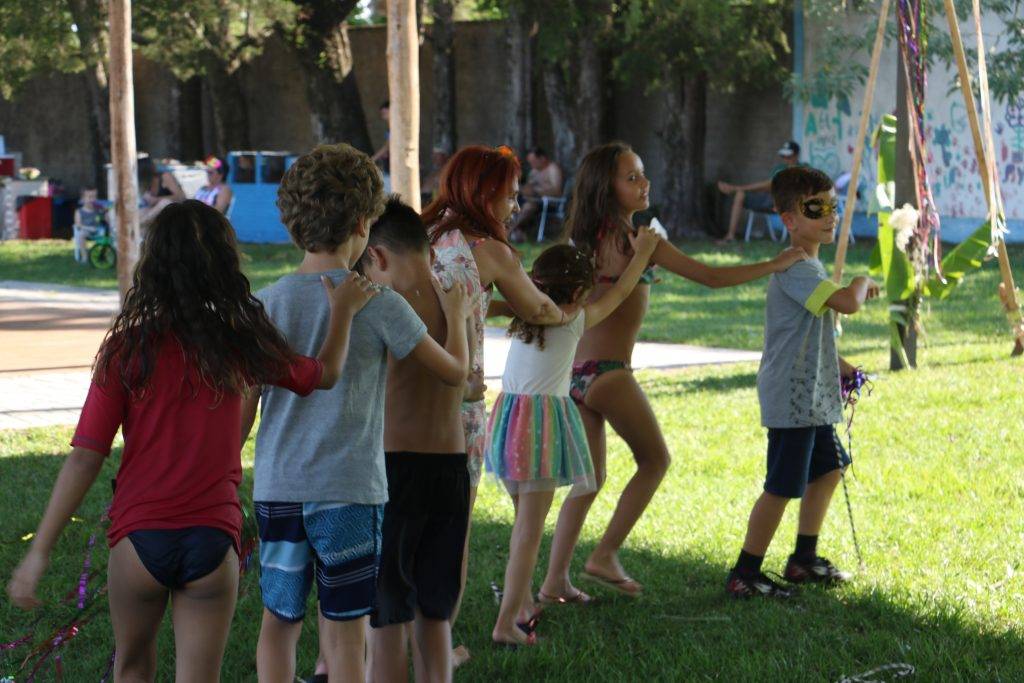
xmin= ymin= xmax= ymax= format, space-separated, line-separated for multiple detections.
xmin=2 ymin=238 xmax=1024 ymax=679
xmin=0 ymin=239 xmax=302 ymax=293
xmin=6 ymin=238 xmax=1024 ymax=359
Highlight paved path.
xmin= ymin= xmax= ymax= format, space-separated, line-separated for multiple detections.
xmin=0 ymin=281 xmax=760 ymax=430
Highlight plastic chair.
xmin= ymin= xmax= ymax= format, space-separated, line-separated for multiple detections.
xmin=744 ymin=210 xmax=786 ymax=242
xmin=536 ymin=196 xmax=566 ymax=242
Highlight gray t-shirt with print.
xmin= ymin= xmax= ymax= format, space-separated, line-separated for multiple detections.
xmin=757 ymin=258 xmax=843 ymax=428
xmin=253 ymin=269 xmax=426 ymax=503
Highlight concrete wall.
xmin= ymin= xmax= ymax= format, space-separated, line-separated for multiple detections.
xmin=0 ymin=71 xmax=97 ymax=189
xmin=0 ymin=20 xmax=790 ymax=220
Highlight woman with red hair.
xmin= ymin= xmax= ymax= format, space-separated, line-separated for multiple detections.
xmin=426 ymin=145 xmax=563 ymax=654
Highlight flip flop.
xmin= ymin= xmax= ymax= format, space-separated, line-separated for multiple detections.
xmin=581 ymin=570 xmax=643 ymax=597
xmin=537 ymin=589 xmax=595 ymax=606
xmin=516 ymin=611 xmax=542 ymax=636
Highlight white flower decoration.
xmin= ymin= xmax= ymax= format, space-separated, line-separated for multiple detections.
xmin=890 ymin=203 xmax=920 ymax=253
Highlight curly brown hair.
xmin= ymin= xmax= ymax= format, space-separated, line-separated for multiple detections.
xmin=277 ymin=143 xmax=385 ymax=253
xmin=94 ymin=200 xmax=296 ymax=401
xmin=509 ymin=244 xmax=594 ymax=349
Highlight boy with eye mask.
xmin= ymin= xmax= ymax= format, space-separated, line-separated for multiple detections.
xmin=726 ymin=166 xmax=879 ymax=599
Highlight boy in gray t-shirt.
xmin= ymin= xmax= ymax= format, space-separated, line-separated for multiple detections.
xmin=726 ymin=166 xmax=879 ymax=599
xmin=239 ymin=144 xmax=469 ymax=683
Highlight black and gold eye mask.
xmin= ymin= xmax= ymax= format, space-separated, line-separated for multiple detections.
xmin=800 ymin=198 xmax=839 ymax=220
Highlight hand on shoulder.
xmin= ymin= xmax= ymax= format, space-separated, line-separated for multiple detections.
xmin=773 ymin=246 xmax=810 ymax=272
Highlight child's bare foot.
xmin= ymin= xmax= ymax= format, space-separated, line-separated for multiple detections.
xmin=583 ymin=555 xmax=643 ymax=596
xmin=492 ymin=625 xmax=533 ymax=648
xmin=452 ymin=645 xmax=471 ymax=669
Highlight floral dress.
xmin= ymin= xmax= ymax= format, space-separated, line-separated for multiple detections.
xmin=432 ymin=228 xmax=492 ymax=487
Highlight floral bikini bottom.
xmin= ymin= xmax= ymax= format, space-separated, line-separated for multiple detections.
xmin=569 ymin=360 xmax=632 ymax=405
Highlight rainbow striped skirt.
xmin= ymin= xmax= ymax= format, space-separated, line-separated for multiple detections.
xmin=486 ymin=392 xmax=596 ymax=497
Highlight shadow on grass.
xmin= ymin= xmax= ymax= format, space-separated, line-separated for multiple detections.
xmin=461 ymin=519 xmax=1024 ymax=682
xmin=3 ymin=454 xmax=1022 ymax=681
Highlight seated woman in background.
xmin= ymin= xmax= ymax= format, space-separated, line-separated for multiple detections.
xmin=138 ymin=158 xmax=185 ymax=226
xmin=195 ymin=156 xmax=234 ymax=215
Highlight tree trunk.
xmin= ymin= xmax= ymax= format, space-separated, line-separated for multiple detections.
xmin=290 ymin=1 xmax=372 ymax=152
xmin=68 ymin=0 xmax=111 ymax=191
xmin=202 ymin=54 xmax=251 ymax=156
xmin=109 ymin=0 xmax=140 ymax=301
xmin=892 ymin=48 xmax=918 ymax=370
xmin=387 ymin=0 xmax=421 ymax=210
xmin=658 ymin=72 xmax=707 ymax=238
xmin=178 ymin=76 xmax=205 ymax=162
xmin=574 ymin=32 xmax=603 ymax=159
xmin=428 ymin=0 xmax=456 ymax=155
xmin=542 ymin=59 xmax=576 ymax=175
xmin=504 ymin=5 xmax=532 ymax=155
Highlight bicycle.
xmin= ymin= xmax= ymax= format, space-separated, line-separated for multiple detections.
xmin=87 ymin=219 xmax=117 ymax=269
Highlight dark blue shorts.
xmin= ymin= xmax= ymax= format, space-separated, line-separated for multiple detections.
xmin=743 ymin=192 xmax=775 ymax=212
xmin=256 ymin=501 xmax=383 ymax=622
xmin=764 ymin=425 xmax=851 ymax=499
xmin=128 ymin=526 xmax=234 ymax=590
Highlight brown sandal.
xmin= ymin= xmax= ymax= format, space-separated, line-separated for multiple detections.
xmin=581 ymin=570 xmax=643 ymax=597
xmin=537 ymin=589 xmax=595 ymax=605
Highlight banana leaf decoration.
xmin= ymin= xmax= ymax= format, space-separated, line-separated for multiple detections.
xmin=869 ymin=114 xmax=995 ymax=359
xmin=868 ymin=114 xmax=916 ymax=366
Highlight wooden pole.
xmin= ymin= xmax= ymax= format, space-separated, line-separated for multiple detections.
xmin=890 ymin=46 xmax=918 ymax=370
xmin=833 ymin=0 xmax=891 ymax=283
xmin=109 ymin=0 xmax=140 ymax=302
xmin=943 ymin=0 xmax=1024 ymax=354
xmin=387 ymin=0 xmax=421 ymax=211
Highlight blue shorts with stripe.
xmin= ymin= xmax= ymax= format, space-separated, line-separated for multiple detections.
xmin=255 ymin=501 xmax=383 ymax=622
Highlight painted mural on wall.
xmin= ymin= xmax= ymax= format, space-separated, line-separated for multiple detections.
xmin=801 ymin=16 xmax=1022 ymax=240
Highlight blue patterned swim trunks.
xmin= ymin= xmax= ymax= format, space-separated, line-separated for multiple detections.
xmin=255 ymin=501 xmax=383 ymax=622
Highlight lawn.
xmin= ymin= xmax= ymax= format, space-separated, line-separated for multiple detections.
xmin=2 ymin=237 xmax=1024 ymax=680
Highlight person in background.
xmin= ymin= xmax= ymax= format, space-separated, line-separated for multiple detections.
xmin=509 ymin=147 xmax=564 ymax=243
xmin=716 ymin=140 xmax=803 ymax=244
xmin=372 ymin=101 xmax=392 ymax=193
xmin=196 ymin=156 xmax=234 ymax=215
xmin=73 ymin=186 xmax=105 ymax=264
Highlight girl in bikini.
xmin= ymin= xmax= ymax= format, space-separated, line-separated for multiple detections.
xmin=537 ymin=141 xmax=808 ymax=602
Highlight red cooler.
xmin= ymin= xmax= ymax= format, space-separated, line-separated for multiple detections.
xmin=19 ymin=197 xmax=53 ymax=239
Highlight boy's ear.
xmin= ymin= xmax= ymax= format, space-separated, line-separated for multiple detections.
xmin=366 ymin=245 xmax=388 ymax=271
xmin=780 ymin=210 xmax=797 ymax=231
xmin=429 ymin=246 xmax=437 ymax=266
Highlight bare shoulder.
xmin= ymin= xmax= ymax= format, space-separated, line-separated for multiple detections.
xmin=472 ymin=237 xmax=515 ymax=263
xmin=470 ymin=238 xmax=519 ymax=282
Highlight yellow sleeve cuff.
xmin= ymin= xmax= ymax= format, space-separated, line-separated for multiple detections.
xmin=805 ymin=280 xmax=841 ymax=316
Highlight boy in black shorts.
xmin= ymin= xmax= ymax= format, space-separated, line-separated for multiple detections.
xmin=726 ymin=166 xmax=879 ymax=598
xmin=361 ymin=197 xmax=473 ymax=680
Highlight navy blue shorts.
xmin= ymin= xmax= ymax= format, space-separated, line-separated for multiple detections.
xmin=764 ymin=425 xmax=851 ymax=498
xmin=743 ymin=192 xmax=775 ymax=212
xmin=128 ymin=526 xmax=234 ymax=590
xmin=256 ymin=501 xmax=383 ymax=622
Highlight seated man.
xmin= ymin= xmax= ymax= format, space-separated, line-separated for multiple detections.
xmin=510 ymin=147 xmax=564 ymax=242
xmin=717 ymin=140 xmax=803 ymax=244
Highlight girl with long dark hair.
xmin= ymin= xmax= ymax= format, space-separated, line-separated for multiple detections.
xmin=7 ymin=200 xmax=375 ymax=681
